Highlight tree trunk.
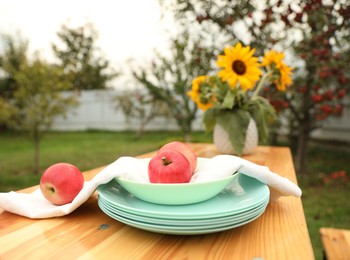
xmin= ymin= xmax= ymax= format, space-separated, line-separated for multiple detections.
xmin=33 ymin=128 xmax=40 ymax=174
xmin=294 ymin=63 xmax=316 ymax=175
xmin=182 ymin=119 xmax=192 ymax=143
xmin=136 ymin=120 xmax=145 ymax=140
xmin=295 ymin=122 xmax=310 ymax=174
xmin=184 ymin=132 xmax=191 ymax=143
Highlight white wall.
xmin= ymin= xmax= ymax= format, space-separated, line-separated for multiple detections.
xmin=51 ymin=89 xmax=204 ymax=131
xmin=51 ymin=90 xmax=350 ymax=142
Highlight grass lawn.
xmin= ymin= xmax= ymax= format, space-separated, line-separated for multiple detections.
xmin=0 ymin=130 xmax=213 ymax=191
xmin=298 ymin=145 xmax=350 ymax=260
xmin=0 ymin=130 xmax=349 ymax=260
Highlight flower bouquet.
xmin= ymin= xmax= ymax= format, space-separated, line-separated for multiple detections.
xmin=188 ymin=42 xmax=293 ymax=155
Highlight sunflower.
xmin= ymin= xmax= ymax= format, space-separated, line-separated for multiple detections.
xmin=262 ymin=50 xmax=293 ymax=91
xmin=187 ymin=75 xmax=215 ymax=111
xmin=216 ymin=42 xmax=262 ymax=92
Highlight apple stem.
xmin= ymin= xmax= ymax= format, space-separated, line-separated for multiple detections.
xmin=161 ymin=157 xmax=172 ymax=166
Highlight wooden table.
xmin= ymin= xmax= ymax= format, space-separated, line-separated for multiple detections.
xmin=320 ymin=227 xmax=350 ymax=260
xmin=0 ymin=144 xmax=314 ymax=259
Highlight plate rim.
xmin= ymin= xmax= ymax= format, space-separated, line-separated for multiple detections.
xmin=97 ymin=173 xmax=270 ymax=219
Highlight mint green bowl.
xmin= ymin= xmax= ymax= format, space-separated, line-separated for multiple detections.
xmin=115 ymin=174 xmax=238 ymax=205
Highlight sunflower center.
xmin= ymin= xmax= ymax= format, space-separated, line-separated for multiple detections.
xmin=232 ymin=60 xmax=246 ymax=75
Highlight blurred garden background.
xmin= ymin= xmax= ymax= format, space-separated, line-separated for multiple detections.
xmin=1 ymin=1 xmax=349 ymax=259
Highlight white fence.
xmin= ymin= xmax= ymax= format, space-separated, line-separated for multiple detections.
xmin=311 ymin=101 xmax=350 ymax=142
xmin=51 ymin=89 xmax=204 ymax=132
xmin=51 ymin=90 xmax=350 ymax=142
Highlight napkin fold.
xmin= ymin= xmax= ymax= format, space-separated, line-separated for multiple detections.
xmin=0 ymin=155 xmax=301 ymax=219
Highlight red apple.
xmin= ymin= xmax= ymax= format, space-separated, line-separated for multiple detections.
xmin=40 ymin=163 xmax=84 ymax=205
xmin=148 ymin=150 xmax=192 ymax=183
xmin=158 ymin=141 xmax=197 ymax=173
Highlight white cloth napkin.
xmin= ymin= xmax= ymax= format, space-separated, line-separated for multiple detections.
xmin=0 ymin=155 xmax=301 ymax=219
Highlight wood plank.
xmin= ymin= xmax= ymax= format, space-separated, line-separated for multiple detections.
xmin=320 ymin=227 xmax=350 ymax=260
xmin=0 ymin=144 xmax=314 ymax=260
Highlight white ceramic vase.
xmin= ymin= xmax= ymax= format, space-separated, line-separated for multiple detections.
xmin=213 ymin=118 xmax=258 ymax=155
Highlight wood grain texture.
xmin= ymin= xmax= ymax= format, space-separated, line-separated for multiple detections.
xmin=0 ymin=144 xmax=315 ymax=260
xmin=320 ymin=227 xmax=350 ymax=260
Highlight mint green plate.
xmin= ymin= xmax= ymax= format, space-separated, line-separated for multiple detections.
xmin=98 ymin=196 xmax=268 ymax=226
xmin=116 ymin=173 xmax=238 ymax=205
xmin=98 ymin=200 xmax=267 ymax=235
xmin=98 ymin=174 xmax=270 ymax=219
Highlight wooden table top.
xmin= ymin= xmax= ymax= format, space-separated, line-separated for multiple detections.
xmin=319 ymin=227 xmax=350 ymax=260
xmin=0 ymin=144 xmax=314 ymax=260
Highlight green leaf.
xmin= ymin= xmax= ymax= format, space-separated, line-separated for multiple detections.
xmin=221 ymin=90 xmax=236 ymax=109
xmin=216 ymin=109 xmax=250 ymax=155
xmin=203 ymin=108 xmax=218 ymax=132
xmin=248 ymin=97 xmax=276 ymax=144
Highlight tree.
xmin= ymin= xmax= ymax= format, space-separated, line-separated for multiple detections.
xmin=12 ymin=57 xmax=77 ymax=174
xmin=130 ymin=29 xmax=217 ymax=141
xmin=160 ymin=0 xmax=350 ymax=173
xmin=115 ymin=89 xmax=172 ymax=138
xmin=0 ymin=34 xmax=28 ymax=128
xmin=52 ymin=22 xmax=117 ymax=91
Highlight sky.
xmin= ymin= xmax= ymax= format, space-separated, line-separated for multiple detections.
xmin=0 ymin=0 xmax=172 ymax=86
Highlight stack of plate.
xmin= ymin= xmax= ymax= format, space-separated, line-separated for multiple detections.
xmin=97 ymin=174 xmax=270 ymax=235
